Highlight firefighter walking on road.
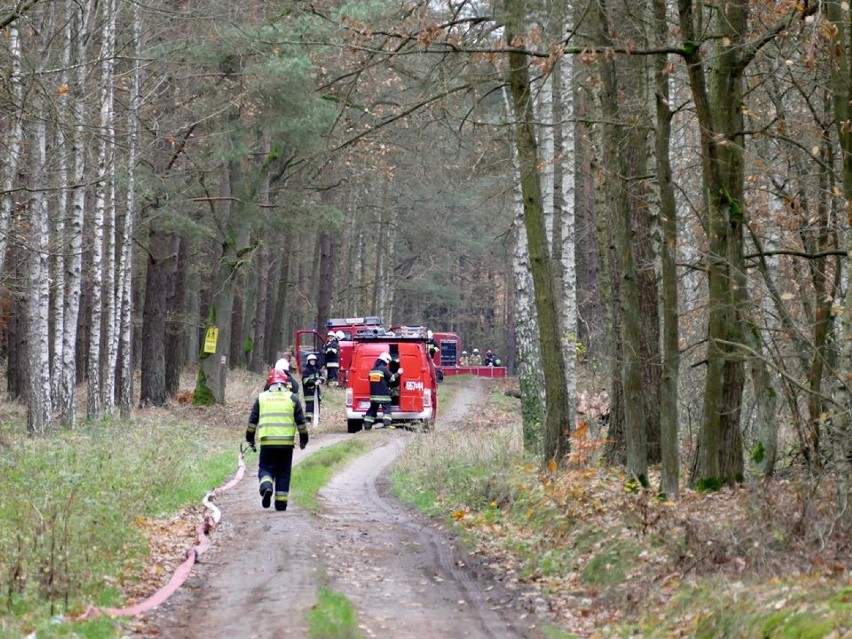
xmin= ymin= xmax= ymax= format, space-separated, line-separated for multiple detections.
xmin=324 ymin=332 xmax=340 ymax=385
xmin=302 ymin=353 xmax=323 ymax=424
xmin=245 ymin=369 xmax=308 ymax=512
xmin=364 ymin=352 xmax=401 ymax=430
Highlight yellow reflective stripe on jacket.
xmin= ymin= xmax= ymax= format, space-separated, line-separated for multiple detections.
xmin=257 ymin=391 xmax=296 ymax=445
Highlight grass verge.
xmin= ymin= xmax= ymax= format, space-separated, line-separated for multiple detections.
xmin=291 ymin=438 xmax=373 ymax=512
xmin=0 ymin=412 xmax=236 ymax=639
xmin=306 ymin=587 xmax=365 ymax=639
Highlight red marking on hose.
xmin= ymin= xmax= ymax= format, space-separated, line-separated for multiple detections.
xmin=76 ymin=450 xmax=246 ymax=620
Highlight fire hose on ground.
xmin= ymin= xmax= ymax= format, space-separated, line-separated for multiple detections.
xmin=70 ymin=444 xmax=250 ymax=621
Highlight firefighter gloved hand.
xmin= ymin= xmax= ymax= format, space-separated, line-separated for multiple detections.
xmin=299 ymin=432 xmax=309 ymax=450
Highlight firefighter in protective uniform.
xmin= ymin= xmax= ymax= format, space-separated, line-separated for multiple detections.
xmin=470 ymin=348 xmax=482 ymax=366
xmin=301 ymin=353 xmax=323 ymax=423
xmin=324 ymin=332 xmax=340 ymax=384
xmin=246 ymin=369 xmax=308 ymax=511
xmin=426 ymin=330 xmax=439 ymax=363
xmin=363 ymin=352 xmax=401 ymax=430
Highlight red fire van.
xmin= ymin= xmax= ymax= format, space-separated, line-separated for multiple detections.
xmin=344 ymin=326 xmax=438 ymax=433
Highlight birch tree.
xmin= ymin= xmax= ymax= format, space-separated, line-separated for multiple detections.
xmin=88 ymin=0 xmax=117 ymax=420
xmin=58 ymin=0 xmax=96 ymax=429
xmin=27 ymin=116 xmax=54 ymax=435
xmin=0 ymin=23 xmax=23 ymax=273
xmin=119 ymin=0 xmax=143 ymax=416
xmin=504 ymin=0 xmax=573 ymax=465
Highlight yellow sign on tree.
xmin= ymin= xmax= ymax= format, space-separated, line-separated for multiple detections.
xmin=204 ymin=327 xmax=219 ymax=354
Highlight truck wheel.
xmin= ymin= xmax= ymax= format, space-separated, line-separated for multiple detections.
xmin=347 ymin=418 xmax=363 ymax=433
xmin=421 ymin=420 xmax=434 ymax=432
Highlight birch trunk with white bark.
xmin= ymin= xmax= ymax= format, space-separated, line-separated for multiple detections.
xmin=119 ymin=0 xmax=142 ymax=417
xmin=27 ymin=117 xmax=54 ymax=435
xmin=88 ymin=0 xmax=117 ymax=420
xmin=59 ymin=0 xmax=96 ymax=429
xmin=0 ymin=25 xmax=24 ymax=273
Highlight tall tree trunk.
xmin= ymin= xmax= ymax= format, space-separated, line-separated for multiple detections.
xmin=139 ymin=227 xmax=176 ymax=407
xmin=505 ymin=0 xmax=572 ymax=465
xmin=315 ymin=230 xmax=335 ymax=331
xmin=826 ymin=0 xmax=852 ymax=520
xmin=269 ymin=233 xmax=293 ymax=362
xmin=596 ymin=0 xmax=648 ymax=484
xmin=119 ymin=0 xmax=142 ymax=417
xmin=556 ymin=15 xmax=578 ymax=450
xmin=58 ymin=0 xmax=95 ymax=429
xmin=165 ymin=237 xmax=187 ymax=395
xmin=27 ymin=116 xmax=54 ymax=435
xmin=250 ymin=244 xmax=270 ymax=372
xmin=0 ymin=23 xmax=23 ymax=272
xmin=653 ymin=0 xmax=680 ymax=499
xmin=507 ymin=86 xmax=545 ymax=453
xmin=679 ymin=0 xmax=751 ymax=488
xmin=88 ymin=0 xmax=117 ymax=421
xmin=195 ymin=160 xmax=249 ymax=404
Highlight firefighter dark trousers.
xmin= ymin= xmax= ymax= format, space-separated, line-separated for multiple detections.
xmin=364 ymin=401 xmax=392 ymax=429
xmin=305 ymin=396 xmax=320 ymax=422
xmin=258 ymin=445 xmax=295 ymax=511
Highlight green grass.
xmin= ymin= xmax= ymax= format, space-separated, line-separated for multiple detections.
xmin=306 ymin=587 xmax=365 ymax=639
xmin=629 ymin=581 xmax=852 ymax=639
xmin=0 ymin=415 xmax=236 ymax=639
xmin=291 ymin=439 xmax=372 ymax=512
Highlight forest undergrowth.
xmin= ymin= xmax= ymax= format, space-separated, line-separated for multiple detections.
xmin=392 ymin=378 xmax=851 ymax=639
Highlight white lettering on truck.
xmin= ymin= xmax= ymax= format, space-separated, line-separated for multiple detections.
xmin=405 ymin=380 xmax=424 ymax=391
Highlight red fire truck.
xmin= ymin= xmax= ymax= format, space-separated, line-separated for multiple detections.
xmin=344 ymin=325 xmax=438 ymax=432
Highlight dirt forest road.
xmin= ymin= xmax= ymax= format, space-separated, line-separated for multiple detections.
xmin=139 ymin=378 xmax=545 ymax=639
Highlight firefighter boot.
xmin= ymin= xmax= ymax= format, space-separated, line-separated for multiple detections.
xmin=275 ymin=492 xmax=288 ymax=512
xmin=259 ymin=477 xmax=274 ymax=509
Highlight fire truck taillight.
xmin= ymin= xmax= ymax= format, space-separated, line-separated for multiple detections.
xmin=345 ymin=387 xmax=353 ymax=407
xmin=423 ymin=388 xmax=432 ymax=408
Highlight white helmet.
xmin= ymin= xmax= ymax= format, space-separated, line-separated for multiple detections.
xmin=462 ymin=350 xmax=468 ymax=355
xmin=327 ymin=331 xmax=336 ymax=339
xmin=274 ymin=358 xmax=290 ymax=371
xmin=473 ymin=348 xmax=479 ymax=354
xmin=336 ymin=330 xmax=345 ymax=339
xmin=307 ymin=353 xmax=317 ymax=362
xmin=378 ymin=352 xmax=391 ymax=363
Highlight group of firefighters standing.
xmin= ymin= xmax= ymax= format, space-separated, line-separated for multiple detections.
xmin=458 ymin=348 xmax=501 ymax=367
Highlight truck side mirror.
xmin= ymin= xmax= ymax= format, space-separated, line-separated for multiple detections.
xmin=436 ymin=369 xmax=444 ymax=383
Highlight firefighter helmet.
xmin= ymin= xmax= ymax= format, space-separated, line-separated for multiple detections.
xmin=274 ymin=358 xmax=290 ymax=371
xmin=473 ymin=348 xmax=479 ymax=354
xmin=307 ymin=353 xmax=317 ymax=362
xmin=486 ymin=349 xmax=492 ymax=355
xmin=378 ymin=352 xmax=392 ymax=363
xmin=327 ymin=331 xmax=336 ymax=339
xmin=462 ymin=350 xmax=468 ymax=355
xmin=266 ymin=368 xmax=290 ymax=388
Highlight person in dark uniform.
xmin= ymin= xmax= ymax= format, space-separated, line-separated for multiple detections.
xmin=363 ymin=352 xmax=401 ymax=430
xmin=245 ymin=369 xmax=308 ymax=511
xmin=301 ymin=353 xmax=323 ymax=424
xmin=324 ymin=332 xmax=340 ymax=385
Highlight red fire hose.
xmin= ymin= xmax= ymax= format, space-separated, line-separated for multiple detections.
xmin=74 ymin=446 xmax=248 ymax=620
